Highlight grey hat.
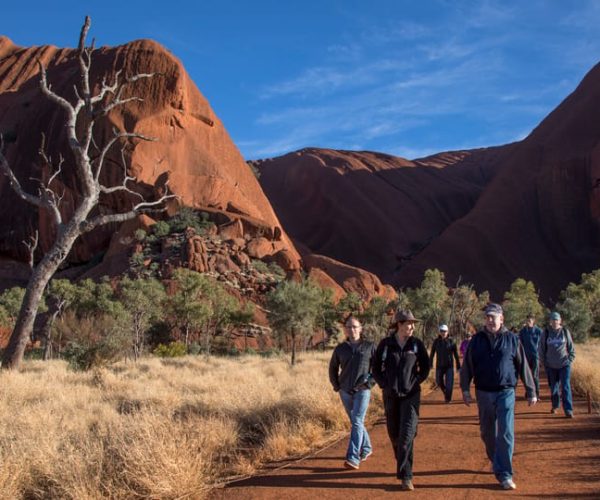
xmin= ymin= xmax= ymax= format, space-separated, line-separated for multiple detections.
xmin=549 ymin=311 xmax=561 ymax=320
xmin=439 ymin=324 xmax=449 ymax=331
xmin=484 ymin=303 xmax=503 ymax=316
xmin=394 ymin=309 xmax=420 ymax=323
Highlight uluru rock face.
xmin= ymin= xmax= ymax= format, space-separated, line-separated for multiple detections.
xmin=394 ymin=63 xmax=600 ymax=302
xmin=254 ymin=145 xmax=515 ymax=291
xmin=256 ymin=60 xmax=600 ymax=301
xmin=0 ymin=35 xmax=299 ymax=267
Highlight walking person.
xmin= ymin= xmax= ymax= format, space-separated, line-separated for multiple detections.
xmin=430 ymin=324 xmax=461 ymax=403
xmin=372 ymin=310 xmax=430 ymax=491
xmin=460 ymin=303 xmax=537 ymax=491
xmin=518 ymin=314 xmax=542 ymax=399
xmin=459 ymin=331 xmax=472 ymax=359
xmin=540 ymin=311 xmax=576 ymax=418
xmin=329 ymin=315 xmax=376 ymax=469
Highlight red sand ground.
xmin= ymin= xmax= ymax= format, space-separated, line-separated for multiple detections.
xmin=211 ymin=383 xmax=600 ymax=499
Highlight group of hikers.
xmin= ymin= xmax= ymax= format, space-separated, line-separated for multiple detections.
xmin=328 ymin=304 xmax=576 ymax=491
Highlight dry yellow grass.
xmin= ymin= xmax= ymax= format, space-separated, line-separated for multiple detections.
xmin=571 ymin=341 xmax=600 ymax=407
xmin=0 ymin=352 xmax=383 ymax=499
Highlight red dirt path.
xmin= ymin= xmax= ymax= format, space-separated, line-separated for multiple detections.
xmin=211 ymin=383 xmax=600 ymax=499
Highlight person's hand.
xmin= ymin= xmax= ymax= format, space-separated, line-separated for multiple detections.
xmin=462 ymin=391 xmax=473 ymax=407
xmin=527 ymin=396 xmax=537 ymax=406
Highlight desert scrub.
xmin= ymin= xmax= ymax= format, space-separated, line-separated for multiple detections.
xmin=571 ymin=341 xmax=600 ymax=409
xmin=0 ymin=352 xmax=382 ymax=498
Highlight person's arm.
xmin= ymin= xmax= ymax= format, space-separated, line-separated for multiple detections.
xmin=452 ymin=341 xmax=461 ymax=370
xmin=372 ymin=339 xmax=387 ymax=389
xmin=429 ymin=338 xmax=437 ymax=367
xmin=516 ymin=339 xmax=536 ymax=403
xmin=328 ymin=347 xmax=341 ymax=392
xmin=565 ymin=328 xmax=576 ymax=364
xmin=460 ymin=339 xmax=474 ymax=405
xmin=417 ymin=339 xmax=431 ymax=384
xmin=539 ymin=329 xmax=547 ymax=367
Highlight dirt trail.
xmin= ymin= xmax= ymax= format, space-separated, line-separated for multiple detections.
xmin=211 ymin=382 xmax=600 ymax=499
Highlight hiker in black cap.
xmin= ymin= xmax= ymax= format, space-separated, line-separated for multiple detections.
xmin=460 ymin=303 xmax=537 ymax=491
xmin=372 ymin=310 xmax=430 ymax=491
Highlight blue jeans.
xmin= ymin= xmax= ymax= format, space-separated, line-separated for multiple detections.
xmin=436 ymin=367 xmax=454 ymax=401
xmin=546 ymin=365 xmax=573 ymax=414
xmin=525 ymin=354 xmax=540 ymax=398
xmin=475 ymin=388 xmax=515 ymax=482
xmin=340 ymin=389 xmax=372 ymax=465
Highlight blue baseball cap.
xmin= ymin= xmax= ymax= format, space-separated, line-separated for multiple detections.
xmin=484 ymin=303 xmax=503 ymax=316
xmin=549 ymin=311 xmax=561 ymax=321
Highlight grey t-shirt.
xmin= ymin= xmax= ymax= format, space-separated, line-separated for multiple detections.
xmin=540 ymin=327 xmax=575 ymax=369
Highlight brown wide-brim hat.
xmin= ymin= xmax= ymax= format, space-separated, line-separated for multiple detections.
xmin=393 ymin=309 xmax=421 ymax=323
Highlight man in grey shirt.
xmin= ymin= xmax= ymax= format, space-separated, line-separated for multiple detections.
xmin=540 ymin=311 xmax=576 ymax=417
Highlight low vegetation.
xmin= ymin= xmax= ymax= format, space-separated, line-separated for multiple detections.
xmin=0 ymin=352 xmax=383 ymax=499
xmin=571 ymin=341 xmax=600 ymax=408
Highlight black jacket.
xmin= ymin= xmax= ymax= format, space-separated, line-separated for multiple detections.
xmin=372 ymin=335 xmax=430 ymax=398
xmin=430 ymin=336 xmax=460 ymax=370
xmin=329 ymin=340 xmax=376 ymax=393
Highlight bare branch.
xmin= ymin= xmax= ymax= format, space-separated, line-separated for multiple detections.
xmin=127 ymin=73 xmax=155 ymax=83
xmin=99 ymin=147 xmax=143 ymax=199
xmin=77 ymin=16 xmax=91 ymax=52
xmin=38 ymin=62 xmax=75 ymax=115
xmin=94 ymin=130 xmax=156 ymax=181
xmin=1 ymin=138 xmax=46 ymax=209
xmin=22 ymin=231 xmax=39 ymax=270
xmin=101 ymin=96 xmax=144 ymax=115
xmin=80 ymin=190 xmax=177 ymax=234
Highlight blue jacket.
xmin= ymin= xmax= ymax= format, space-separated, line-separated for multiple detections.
xmin=460 ymin=327 xmax=535 ymax=396
xmin=518 ymin=325 xmax=542 ymax=360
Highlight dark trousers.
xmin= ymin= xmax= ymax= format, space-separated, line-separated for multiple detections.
xmin=435 ymin=367 xmax=454 ymax=401
xmin=525 ymin=354 xmax=540 ymax=397
xmin=383 ymin=391 xmax=420 ymax=480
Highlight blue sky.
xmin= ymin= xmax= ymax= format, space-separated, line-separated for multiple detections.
xmin=3 ymin=1 xmax=600 ymax=160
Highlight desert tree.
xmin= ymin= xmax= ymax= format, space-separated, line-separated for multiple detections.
xmin=0 ymin=17 xmax=174 ymax=370
xmin=118 ymin=276 xmax=166 ymax=360
xmin=502 ymin=278 xmax=544 ymax=331
xmin=266 ymin=277 xmax=323 ymax=365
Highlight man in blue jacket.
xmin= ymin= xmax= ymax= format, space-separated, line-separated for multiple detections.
xmin=518 ymin=315 xmax=542 ymax=399
xmin=460 ymin=303 xmax=537 ymax=491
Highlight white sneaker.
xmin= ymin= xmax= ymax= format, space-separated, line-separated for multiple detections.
xmin=501 ymin=478 xmax=517 ymax=490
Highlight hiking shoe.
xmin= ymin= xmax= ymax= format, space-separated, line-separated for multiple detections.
xmin=501 ymin=478 xmax=517 ymax=490
xmin=344 ymin=460 xmax=360 ymax=470
xmin=399 ymin=479 xmax=414 ymax=491
xmin=360 ymin=450 xmax=373 ymax=461
xmin=566 ymin=411 xmax=574 ymax=418
xmin=550 ymin=407 xmax=558 ymax=414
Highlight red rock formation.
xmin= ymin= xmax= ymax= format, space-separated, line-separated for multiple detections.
xmin=255 ymin=146 xmax=513 ymax=290
xmin=0 ymin=35 xmax=299 ymax=269
xmin=256 ymin=59 xmax=600 ymax=301
xmin=304 ymin=253 xmax=396 ymax=302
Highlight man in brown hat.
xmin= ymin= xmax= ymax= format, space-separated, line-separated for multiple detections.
xmin=373 ymin=310 xmax=430 ymax=491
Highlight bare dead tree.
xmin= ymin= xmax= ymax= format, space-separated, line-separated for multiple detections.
xmin=0 ymin=16 xmax=174 ymax=370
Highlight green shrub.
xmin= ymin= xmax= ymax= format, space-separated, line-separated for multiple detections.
xmin=188 ymin=342 xmax=203 ymax=355
xmin=153 ymin=341 xmax=188 ymax=358
xmin=58 ymin=312 xmax=131 ymax=371
xmin=252 ymin=260 xmax=270 ymax=275
xmin=153 ymin=220 xmax=171 ymax=237
xmin=169 ymin=207 xmax=214 ymax=234
xmin=134 ymin=229 xmax=147 ymax=242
